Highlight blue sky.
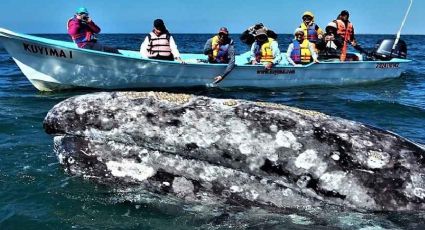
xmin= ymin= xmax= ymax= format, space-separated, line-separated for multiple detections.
xmin=0 ymin=0 xmax=423 ymax=35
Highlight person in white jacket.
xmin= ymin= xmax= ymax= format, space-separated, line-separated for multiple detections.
xmin=286 ymin=28 xmax=319 ymax=66
xmin=140 ymin=19 xmax=184 ymax=63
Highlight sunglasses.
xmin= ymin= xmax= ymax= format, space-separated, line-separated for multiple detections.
xmin=303 ymin=16 xmax=313 ymax=20
xmin=295 ymin=33 xmax=304 ymax=37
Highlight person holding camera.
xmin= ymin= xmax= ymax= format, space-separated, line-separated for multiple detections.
xmin=67 ymin=7 xmax=119 ymax=53
xmin=316 ymin=22 xmax=344 ymax=60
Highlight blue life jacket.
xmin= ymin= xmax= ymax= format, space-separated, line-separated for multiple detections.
xmin=215 ymin=43 xmax=230 ymax=63
xmin=291 ymin=40 xmax=301 ymax=63
xmin=291 ymin=39 xmax=312 ymax=64
xmin=307 ymin=23 xmax=319 ymax=42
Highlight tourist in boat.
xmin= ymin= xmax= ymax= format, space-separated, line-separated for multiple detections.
xmin=316 ymin=22 xmax=344 ymax=60
xmin=140 ymin=19 xmax=184 ymax=63
xmin=299 ymin=11 xmax=324 ymax=45
xmin=67 ymin=7 xmax=119 ymax=54
xmin=334 ymin=10 xmax=358 ymax=61
xmin=286 ymin=28 xmax=319 ymax=66
xmin=250 ymin=29 xmax=282 ymax=69
xmin=203 ymin=27 xmax=236 ymax=84
xmin=240 ymin=23 xmax=278 ymax=46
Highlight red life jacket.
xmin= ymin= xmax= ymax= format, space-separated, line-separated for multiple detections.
xmin=67 ymin=17 xmax=96 ymax=45
xmin=147 ymin=32 xmax=173 ymax=58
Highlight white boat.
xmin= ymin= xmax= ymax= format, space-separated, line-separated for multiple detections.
xmin=0 ymin=28 xmax=411 ymax=91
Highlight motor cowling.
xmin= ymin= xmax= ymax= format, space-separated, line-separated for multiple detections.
xmin=372 ymin=39 xmax=407 ymax=60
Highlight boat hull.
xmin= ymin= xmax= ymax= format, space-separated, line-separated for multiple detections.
xmin=0 ymin=28 xmax=411 ymax=91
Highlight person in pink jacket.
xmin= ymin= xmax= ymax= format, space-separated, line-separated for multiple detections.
xmin=67 ymin=7 xmax=119 ymax=54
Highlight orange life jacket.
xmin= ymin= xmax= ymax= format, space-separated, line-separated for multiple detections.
xmin=334 ymin=19 xmax=354 ymax=61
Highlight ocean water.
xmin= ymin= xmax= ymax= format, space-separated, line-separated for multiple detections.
xmin=1 ymin=33 xmax=425 ymax=229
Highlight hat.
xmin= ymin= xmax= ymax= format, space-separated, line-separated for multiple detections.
xmin=302 ymin=11 xmax=314 ymax=19
xmin=153 ymin=19 xmax=166 ymax=30
xmin=255 ymin=28 xmax=267 ymax=37
xmin=254 ymin=23 xmax=264 ymax=30
xmin=340 ymin=10 xmax=349 ymax=16
xmin=326 ymin=22 xmax=337 ymax=29
xmin=218 ymin=27 xmax=229 ymax=35
xmin=294 ymin=28 xmax=304 ymax=35
xmin=76 ymin=7 xmax=89 ymax=15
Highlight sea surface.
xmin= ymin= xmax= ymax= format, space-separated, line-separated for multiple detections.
xmin=1 ymin=33 xmax=425 ymax=229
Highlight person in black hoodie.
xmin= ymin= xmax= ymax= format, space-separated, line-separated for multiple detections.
xmin=316 ymin=22 xmax=344 ymax=60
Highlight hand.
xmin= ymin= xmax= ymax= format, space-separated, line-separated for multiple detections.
xmin=251 ymin=60 xmax=258 ymax=65
xmin=351 ymin=40 xmax=357 ymax=47
xmin=325 ymin=35 xmax=334 ymax=41
xmin=264 ymin=62 xmax=273 ymax=70
xmin=176 ymin=57 xmax=185 ymax=64
xmin=313 ymin=59 xmax=320 ymax=63
xmin=213 ymin=75 xmax=224 ymax=84
xmin=318 ymin=34 xmax=323 ymax=40
xmin=86 ymin=17 xmax=92 ymax=23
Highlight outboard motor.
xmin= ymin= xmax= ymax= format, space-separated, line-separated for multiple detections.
xmin=372 ymin=39 xmax=407 ymax=60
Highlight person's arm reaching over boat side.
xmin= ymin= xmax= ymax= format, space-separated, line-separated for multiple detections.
xmin=213 ymin=42 xmax=236 ymax=84
xmin=169 ymin=36 xmax=185 ymax=64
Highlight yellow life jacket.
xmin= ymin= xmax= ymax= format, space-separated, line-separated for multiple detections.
xmin=291 ymin=39 xmax=312 ymax=64
xmin=212 ymin=35 xmax=220 ymax=58
xmin=300 ymin=23 xmax=319 ymax=42
xmin=256 ymin=38 xmax=275 ymax=63
xmin=300 ymin=39 xmax=312 ymax=63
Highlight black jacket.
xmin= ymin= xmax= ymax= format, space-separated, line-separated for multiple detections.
xmin=316 ymin=33 xmax=344 ymax=59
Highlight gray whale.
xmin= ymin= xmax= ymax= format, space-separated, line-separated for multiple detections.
xmin=44 ymin=92 xmax=425 ymax=211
